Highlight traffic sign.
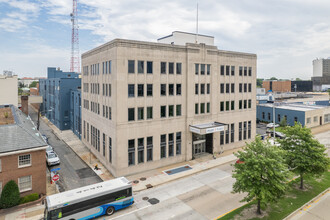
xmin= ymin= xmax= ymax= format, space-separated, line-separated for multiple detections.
xmin=52 ymin=174 xmax=59 ymax=182
xmin=51 ymin=168 xmax=61 ymax=172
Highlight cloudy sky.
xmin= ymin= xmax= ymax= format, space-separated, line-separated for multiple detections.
xmin=0 ymin=0 xmax=329 ymax=79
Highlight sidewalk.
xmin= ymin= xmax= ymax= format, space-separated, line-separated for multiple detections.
xmin=0 ymin=202 xmax=44 ymax=220
xmin=39 ymin=114 xmax=240 ymax=193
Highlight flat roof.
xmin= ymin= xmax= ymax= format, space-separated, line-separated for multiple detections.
xmin=0 ymin=105 xmax=47 ymax=154
xmin=191 ymin=122 xmax=226 ymax=129
xmin=258 ymin=103 xmax=329 ymax=112
xmin=46 ymin=177 xmax=131 ymax=209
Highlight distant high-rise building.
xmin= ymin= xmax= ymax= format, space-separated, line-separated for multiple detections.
xmin=312 ymin=58 xmax=330 ymax=91
xmin=3 ymin=70 xmax=13 ymax=76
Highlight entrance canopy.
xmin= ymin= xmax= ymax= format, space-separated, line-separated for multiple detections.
xmin=189 ymin=122 xmax=227 ymax=135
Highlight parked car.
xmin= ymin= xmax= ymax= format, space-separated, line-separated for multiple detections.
xmin=42 ymin=134 xmax=48 ymax=143
xmin=266 ymin=123 xmax=279 ymax=128
xmin=46 ymin=151 xmax=60 ymax=166
xmin=46 ymin=145 xmax=54 ymax=153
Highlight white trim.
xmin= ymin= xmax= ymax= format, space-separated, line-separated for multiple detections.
xmin=0 ymin=146 xmax=47 ymax=157
xmin=18 ymin=154 xmax=32 ymax=168
xmin=18 ymin=175 xmax=32 ymax=193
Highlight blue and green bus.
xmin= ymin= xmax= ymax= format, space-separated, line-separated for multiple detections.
xmin=44 ymin=177 xmax=134 ymax=219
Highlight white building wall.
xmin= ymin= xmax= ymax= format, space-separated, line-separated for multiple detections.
xmin=0 ymin=75 xmax=18 ymax=107
xmin=313 ymin=59 xmax=323 ymax=77
xmin=158 ymin=31 xmax=214 ymax=46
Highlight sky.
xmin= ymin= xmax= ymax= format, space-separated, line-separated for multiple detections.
xmin=0 ymin=0 xmax=330 ymax=79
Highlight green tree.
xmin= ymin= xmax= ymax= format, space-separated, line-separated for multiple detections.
xmin=29 ymin=81 xmax=38 ymax=88
xmin=279 ymin=123 xmax=330 ymax=189
xmin=232 ymin=137 xmax=289 ymax=215
xmin=256 ymin=78 xmax=264 ymax=88
xmin=270 ymin=77 xmax=278 ymax=80
xmin=279 ymin=117 xmax=287 ymax=127
xmin=18 ymin=82 xmax=24 ymax=88
xmin=295 ymin=78 xmax=302 ymax=81
xmin=0 ymin=180 xmax=20 ymax=208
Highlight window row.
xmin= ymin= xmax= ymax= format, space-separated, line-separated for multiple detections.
xmin=91 ymin=125 xmax=100 ymax=151
xmin=83 ymin=99 xmax=89 ymax=110
xmin=102 ymin=84 xmax=111 ymax=97
xmin=102 ymin=105 xmax=112 ymax=120
xmin=128 ymin=105 xmax=182 ymax=121
xmin=128 ymin=136 xmax=153 ymax=165
xmin=220 ymin=65 xmax=252 ymax=76
xmin=161 ymin=84 xmax=182 ymax=96
xmin=220 ymin=100 xmax=252 ymax=111
xmin=83 ymin=83 xmax=89 ymax=93
xmin=220 ymin=123 xmax=235 ymax=145
xmin=101 ymin=133 xmax=112 ymax=163
xmin=91 ymin=83 xmax=100 ymax=94
xmin=195 ymin=103 xmax=211 ymax=114
xmin=102 ymin=60 xmax=112 ymax=74
xmin=128 ymin=84 xmax=153 ymax=97
xmin=161 ymin=62 xmax=182 ymax=74
xmin=160 ymin=105 xmax=182 ymax=118
xmin=195 ymin=64 xmax=211 ymax=75
xmin=83 ymin=66 xmax=89 ymax=76
xmin=91 ymin=63 xmax=100 ymax=75
xmin=160 ymin=132 xmax=182 ymax=159
xmin=91 ymin=102 xmax=100 ymax=115
xmin=195 ymin=83 xmax=210 ymax=95
xmin=238 ymin=121 xmax=252 ymax=141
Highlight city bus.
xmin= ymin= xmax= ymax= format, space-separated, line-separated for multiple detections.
xmin=44 ymin=177 xmax=134 ymax=219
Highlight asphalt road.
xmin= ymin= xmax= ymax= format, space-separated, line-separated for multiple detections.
xmin=28 ymin=106 xmax=102 ymax=192
xmin=104 ymin=162 xmax=245 ymax=220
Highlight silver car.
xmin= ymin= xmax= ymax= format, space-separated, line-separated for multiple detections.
xmin=46 ymin=151 xmax=60 ymax=166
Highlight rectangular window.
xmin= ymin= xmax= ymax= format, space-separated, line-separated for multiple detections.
xmin=220 ymin=84 xmax=224 ymax=93
xmin=161 ymin=84 xmax=166 ymax=96
xmin=226 ymin=84 xmax=230 ymax=93
xmin=176 ymin=63 xmax=182 ymax=74
xmin=226 ymin=130 xmax=229 ymax=144
xmin=161 ymin=62 xmax=166 ymax=74
xmin=147 ymin=136 xmax=153 ymax=161
xmin=207 ymin=64 xmax=211 ymax=75
xmin=244 ymin=122 xmax=247 ymax=140
xmin=200 ymin=103 xmax=205 ymax=114
xmin=244 ymin=67 xmax=247 ymax=76
xmin=248 ymin=99 xmax=252 ymax=109
xmin=18 ymin=175 xmax=32 ymax=192
xmin=226 ymin=65 xmax=230 ymax=76
xmin=314 ymin=116 xmax=318 ymax=122
xmin=248 ymin=121 xmax=251 ymax=139
xmin=207 ymin=84 xmax=210 ymax=94
xmin=161 ymin=106 xmax=166 ymax=118
xmin=201 ymin=64 xmax=205 ymax=75
xmin=244 ymin=100 xmax=247 ymax=109
xmin=231 ymin=83 xmax=235 ymax=93
xmin=195 ymin=64 xmax=199 ymax=75
xmin=108 ymin=60 xmax=112 ymax=74
xmin=226 ymin=101 xmax=230 ymax=111
xmin=147 ymin=61 xmax=153 ymax=74
xmin=147 ymin=107 xmax=153 ymax=119
xmin=201 ymin=84 xmax=205 ymax=94
xmin=108 ymin=137 xmax=112 ymax=163
xmin=147 ymin=84 xmax=153 ymax=96
xmin=220 ymin=65 xmax=225 ymax=75
xmin=128 ymin=60 xmax=135 ymax=73
xmin=169 ymin=105 xmax=174 ymax=117
xmin=103 ymin=133 xmax=106 ymax=157
xmin=248 ymin=83 xmax=252 ymax=92
xmin=128 ymin=139 xmax=135 ymax=166
xmin=231 ymin=123 xmax=235 ymax=143
xmin=195 ymin=84 xmax=199 ymax=95
xmin=231 ymin=66 xmax=235 ymax=75
xmin=176 ymin=105 xmax=182 ymax=116
xmin=231 ymin=101 xmax=235 ymax=110
xmin=160 ymin=134 xmax=166 ymax=158
xmin=220 ymin=131 xmax=224 ymax=145
xmin=138 ymin=84 xmax=144 ymax=97
xmin=168 ymin=133 xmax=174 ymax=157
xmin=244 ymin=83 xmax=247 ymax=93
xmin=268 ymin=113 xmax=271 ymax=120
xmin=138 ymin=60 xmax=144 ymax=74
xmin=239 ymin=83 xmax=242 ymax=93
xmin=207 ymin=102 xmax=210 ymax=113
xmin=239 ymin=66 xmax=243 ymax=76
xmin=128 ymin=108 xmax=135 ymax=121
xmin=138 ymin=107 xmax=144 ymax=120
xmin=195 ymin=103 xmax=199 ymax=114
xmin=169 ymin=84 xmax=174 ymax=96
xmin=220 ymin=102 xmax=224 ymax=112
xmin=176 ymin=132 xmax=181 ymax=155
xmin=262 ymin=112 xmax=265 ymax=119
xmin=278 ymin=114 xmax=281 ymax=123
xmin=138 ymin=138 xmax=144 ymax=163
xmin=239 ymin=100 xmax=242 ymax=109
xmin=294 ymin=117 xmax=298 ymax=122
xmin=128 ymin=84 xmax=135 ymax=97
xmin=239 ymin=122 xmax=242 ymax=141
xmin=248 ymin=67 xmax=252 ymax=76
xmin=169 ymin=62 xmax=174 ymax=74
xmin=18 ymin=154 xmax=31 ymax=167
xmin=176 ymin=84 xmax=182 ymax=95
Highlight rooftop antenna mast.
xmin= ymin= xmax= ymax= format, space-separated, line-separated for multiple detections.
xmin=195 ymin=2 xmax=199 ymax=43
xmin=70 ymin=0 xmax=80 ymax=73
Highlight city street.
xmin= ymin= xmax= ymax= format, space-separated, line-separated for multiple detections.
xmin=105 ymin=162 xmax=246 ymax=220
xmin=28 ymin=106 xmax=102 ymax=192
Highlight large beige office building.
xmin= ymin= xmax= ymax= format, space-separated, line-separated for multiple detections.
xmin=81 ymin=32 xmax=257 ymax=177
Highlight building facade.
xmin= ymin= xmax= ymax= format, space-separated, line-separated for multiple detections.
xmin=0 ymin=75 xmax=18 ymax=107
xmin=312 ymin=58 xmax=330 ymax=91
xmin=257 ymin=103 xmax=330 ymax=128
xmin=262 ymin=80 xmax=291 ymax=93
xmin=39 ymin=67 xmax=81 ymax=130
xmin=81 ymin=36 xmax=257 ymax=177
xmin=0 ymin=105 xmax=47 ymax=196
xmin=70 ymin=89 xmax=82 ymax=139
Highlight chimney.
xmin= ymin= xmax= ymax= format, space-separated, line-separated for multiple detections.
xmin=21 ymin=96 xmax=29 ymax=116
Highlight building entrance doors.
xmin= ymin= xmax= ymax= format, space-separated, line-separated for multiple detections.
xmin=193 ymin=140 xmax=206 ymax=155
xmin=192 ymin=133 xmax=213 ymax=156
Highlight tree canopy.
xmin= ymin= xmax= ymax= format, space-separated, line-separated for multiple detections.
xmin=232 ymin=137 xmax=289 ymax=214
xmin=279 ymin=123 xmax=330 ymax=189
xmin=29 ymin=81 xmax=38 ymax=88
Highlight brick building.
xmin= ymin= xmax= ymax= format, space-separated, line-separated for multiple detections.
xmin=262 ymin=80 xmax=291 ymax=93
xmin=0 ymin=105 xmax=47 ymax=196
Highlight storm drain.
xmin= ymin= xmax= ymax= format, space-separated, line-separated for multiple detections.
xmin=133 ymin=180 xmax=139 ymax=184
xmin=140 ymin=177 xmax=147 ymax=181
xmin=148 ymin=198 xmax=159 ymax=205
xmin=146 ymin=184 xmax=153 ymax=189
xmin=142 ymin=197 xmax=149 ymax=201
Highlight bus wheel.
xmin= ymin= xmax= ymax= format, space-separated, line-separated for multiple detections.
xmin=106 ymin=206 xmax=115 ymax=216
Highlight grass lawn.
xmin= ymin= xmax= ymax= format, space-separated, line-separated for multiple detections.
xmin=219 ymin=171 xmax=330 ymax=220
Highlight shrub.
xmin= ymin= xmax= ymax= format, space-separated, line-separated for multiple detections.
xmin=19 ymin=193 xmax=39 ymax=204
xmin=0 ymin=180 xmax=20 ymax=208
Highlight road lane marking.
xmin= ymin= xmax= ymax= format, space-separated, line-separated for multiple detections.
xmin=109 ymin=204 xmax=152 ymax=220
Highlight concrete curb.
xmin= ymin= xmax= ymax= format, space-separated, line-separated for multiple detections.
xmin=283 ymin=187 xmax=330 ymax=220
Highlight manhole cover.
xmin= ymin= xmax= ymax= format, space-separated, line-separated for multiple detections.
xmin=142 ymin=197 xmax=149 ymax=201
xmin=133 ymin=180 xmax=139 ymax=184
xmin=140 ymin=177 xmax=147 ymax=181
xmin=146 ymin=184 xmax=153 ymax=189
xmin=148 ymin=198 xmax=159 ymax=205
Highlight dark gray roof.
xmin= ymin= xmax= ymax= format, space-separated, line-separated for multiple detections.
xmin=0 ymin=105 xmax=47 ymax=154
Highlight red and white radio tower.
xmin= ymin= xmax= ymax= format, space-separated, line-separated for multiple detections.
xmin=70 ymin=0 xmax=80 ymax=73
